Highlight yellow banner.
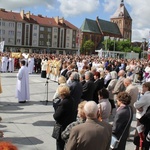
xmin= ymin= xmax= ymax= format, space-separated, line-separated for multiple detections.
xmin=11 ymin=52 xmax=22 ymax=58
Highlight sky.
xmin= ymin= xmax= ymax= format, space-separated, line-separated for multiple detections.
xmin=0 ymin=0 xmax=150 ymax=42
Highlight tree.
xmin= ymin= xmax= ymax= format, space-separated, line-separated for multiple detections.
xmin=83 ymin=40 xmax=94 ymax=54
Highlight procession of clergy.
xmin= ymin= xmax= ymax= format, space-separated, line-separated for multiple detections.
xmin=0 ymin=52 xmax=63 ymax=82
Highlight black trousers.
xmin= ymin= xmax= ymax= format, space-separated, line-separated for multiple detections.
xmin=56 ymin=139 xmax=65 ymax=150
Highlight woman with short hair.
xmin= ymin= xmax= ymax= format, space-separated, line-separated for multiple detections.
xmin=112 ymin=92 xmax=133 ymax=150
xmin=53 ymin=85 xmax=76 ymax=150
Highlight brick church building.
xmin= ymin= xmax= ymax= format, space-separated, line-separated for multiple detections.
xmin=79 ymin=0 xmax=132 ymax=53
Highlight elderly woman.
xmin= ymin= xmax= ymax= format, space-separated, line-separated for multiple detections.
xmin=112 ymin=92 xmax=133 ymax=150
xmin=107 ymin=71 xmax=118 ymax=116
xmin=53 ymin=76 xmax=67 ymax=100
xmin=53 ymin=85 xmax=76 ymax=150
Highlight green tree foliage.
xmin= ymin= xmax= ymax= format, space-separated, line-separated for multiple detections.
xmin=102 ymin=39 xmax=141 ymax=53
xmin=83 ymin=40 xmax=94 ymax=54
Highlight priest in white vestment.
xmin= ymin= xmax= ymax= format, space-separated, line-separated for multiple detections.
xmin=16 ymin=60 xmax=30 ymax=103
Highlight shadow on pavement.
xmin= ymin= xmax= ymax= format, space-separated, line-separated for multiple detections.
xmin=32 ymin=120 xmax=55 ymax=127
xmin=1 ymin=136 xmax=44 ymax=145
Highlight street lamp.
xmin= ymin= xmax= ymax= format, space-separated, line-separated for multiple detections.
xmin=104 ymin=36 xmax=109 ymax=51
xmin=142 ymin=38 xmax=146 ymax=58
xmin=47 ymin=34 xmax=50 ymax=53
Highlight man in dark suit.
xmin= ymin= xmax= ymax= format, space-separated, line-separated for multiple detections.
xmin=66 ymin=101 xmax=112 ymax=150
xmin=81 ymin=71 xmax=95 ymax=101
xmin=93 ymin=71 xmax=104 ymax=103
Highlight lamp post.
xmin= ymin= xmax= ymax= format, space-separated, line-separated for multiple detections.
xmin=47 ymin=34 xmax=50 ymax=53
xmin=142 ymin=38 xmax=146 ymax=58
xmin=104 ymin=36 xmax=109 ymax=51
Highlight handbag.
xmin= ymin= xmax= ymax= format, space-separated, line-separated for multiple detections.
xmin=53 ymin=98 xmax=61 ymax=111
xmin=52 ymin=123 xmax=62 ymax=140
xmin=110 ymin=106 xmax=132 ymax=149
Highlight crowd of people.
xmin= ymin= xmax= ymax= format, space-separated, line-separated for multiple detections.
xmin=0 ymin=51 xmax=150 ymax=149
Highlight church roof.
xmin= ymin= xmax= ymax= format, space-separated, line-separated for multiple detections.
xmin=111 ymin=3 xmax=132 ymax=19
xmin=80 ymin=18 xmax=121 ymax=36
xmin=80 ymin=18 xmax=101 ymax=34
xmin=97 ymin=18 xmax=121 ymax=35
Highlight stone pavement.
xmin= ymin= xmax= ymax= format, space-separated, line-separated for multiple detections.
xmin=0 ymin=72 xmax=137 ymax=150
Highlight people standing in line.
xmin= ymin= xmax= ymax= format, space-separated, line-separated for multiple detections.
xmin=81 ymin=71 xmax=95 ymax=101
xmin=16 ymin=60 xmax=30 ymax=103
xmin=53 ymin=85 xmax=76 ymax=150
xmin=112 ymin=92 xmax=133 ymax=150
xmin=66 ymin=101 xmax=112 ymax=150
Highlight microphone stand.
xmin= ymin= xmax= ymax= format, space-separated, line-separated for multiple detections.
xmin=45 ymin=77 xmax=49 ymax=105
xmin=41 ymin=73 xmax=50 ymax=105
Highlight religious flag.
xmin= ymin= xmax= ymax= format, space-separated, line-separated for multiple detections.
xmin=0 ymin=41 xmax=5 ymax=52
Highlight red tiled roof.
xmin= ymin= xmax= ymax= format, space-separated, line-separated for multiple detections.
xmin=0 ymin=9 xmax=25 ymax=22
xmin=63 ymin=20 xmax=78 ymax=30
xmin=0 ymin=9 xmax=78 ymax=30
xmin=29 ymin=14 xmax=60 ymax=27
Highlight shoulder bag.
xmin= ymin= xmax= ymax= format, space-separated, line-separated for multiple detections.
xmin=110 ymin=106 xmax=132 ymax=149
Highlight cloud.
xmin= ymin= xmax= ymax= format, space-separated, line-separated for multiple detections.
xmin=58 ymin=0 xmax=100 ymax=17
xmin=0 ymin=0 xmax=55 ymax=11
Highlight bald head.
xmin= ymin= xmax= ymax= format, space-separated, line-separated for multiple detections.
xmin=84 ymin=101 xmax=98 ymax=119
xmin=118 ymin=70 xmax=125 ymax=77
xmin=124 ymin=78 xmax=132 ymax=87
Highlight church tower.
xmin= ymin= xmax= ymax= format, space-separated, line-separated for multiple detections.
xmin=110 ymin=0 xmax=132 ymax=41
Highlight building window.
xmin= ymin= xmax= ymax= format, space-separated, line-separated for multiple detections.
xmin=54 ymin=35 xmax=57 ymax=38
xmin=0 ymin=30 xmax=5 ymax=35
xmin=48 ymin=28 xmax=52 ymax=32
xmin=54 ymin=28 xmax=57 ymax=32
xmin=0 ymin=21 xmax=5 ymax=26
xmin=17 ymin=31 xmax=21 ymax=37
xmin=8 ymin=38 xmax=14 ymax=44
xmin=16 ymin=39 xmax=21 ymax=44
xmin=17 ymin=23 xmax=21 ymax=29
xmin=33 ymin=33 xmax=37 ymax=37
xmin=72 ymin=43 xmax=75 ymax=47
xmin=67 ymin=30 xmax=70 ymax=34
xmin=40 ymin=34 xmax=44 ymax=38
xmin=9 ymin=22 xmax=14 ymax=27
xmin=40 ymin=27 xmax=44 ymax=31
xmin=73 ymin=30 xmax=76 ymax=35
xmin=66 ymin=43 xmax=69 ymax=47
xmin=8 ymin=31 xmax=15 ymax=36
xmin=33 ymin=40 xmax=37 ymax=45
xmin=34 ymin=25 xmax=37 ymax=30
xmin=66 ymin=37 xmax=70 ymax=41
